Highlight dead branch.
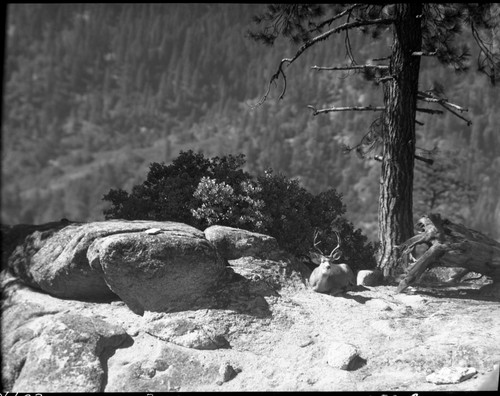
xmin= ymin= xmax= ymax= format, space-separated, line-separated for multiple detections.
xmin=372 ymin=56 xmax=391 ymax=62
xmin=440 ymin=102 xmax=472 ymax=126
xmin=373 ymin=155 xmax=433 ymax=165
xmin=416 ymin=107 xmax=444 ymax=115
xmin=311 ymin=64 xmax=389 ymax=72
xmin=415 ymin=154 xmax=434 ymax=165
xmin=417 ymin=91 xmax=472 ymax=125
xmin=308 ymin=105 xmax=385 ymax=116
xmin=376 ymin=76 xmax=394 ymax=83
xmin=396 ymin=242 xmax=448 ymax=293
xmin=417 ymin=92 xmax=468 ymax=112
xmin=412 ymin=51 xmax=437 ymax=56
xmin=396 ymin=213 xmax=500 ymax=293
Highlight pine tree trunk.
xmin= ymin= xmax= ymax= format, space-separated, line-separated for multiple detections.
xmin=378 ymin=4 xmax=422 ymax=278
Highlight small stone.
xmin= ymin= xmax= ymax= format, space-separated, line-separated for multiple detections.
xmin=325 ymin=342 xmax=360 ymax=370
xmin=357 ymin=269 xmax=383 ymax=286
xmin=218 ymin=362 xmax=239 ymax=384
xmin=426 ymin=366 xmax=478 ymax=384
xmin=144 ymin=228 xmax=162 ymax=235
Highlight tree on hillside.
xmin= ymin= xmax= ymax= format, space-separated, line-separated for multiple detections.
xmin=249 ymin=4 xmax=500 ymax=278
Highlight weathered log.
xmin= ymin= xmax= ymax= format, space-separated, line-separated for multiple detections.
xmin=396 ymin=213 xmax=500 ymax=293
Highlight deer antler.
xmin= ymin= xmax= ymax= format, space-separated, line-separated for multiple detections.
xmin=329 ymin=231 xmax=342 ymax=260
xmin=313 ymin=229 xmax=324 ymax=255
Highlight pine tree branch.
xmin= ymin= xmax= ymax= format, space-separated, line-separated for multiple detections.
xmin=417 ymin=91 xmax=472 ymax=125
xmin=376 ymin=76 xmax=394 ymax=83
xmin=439 ymin=102 xmax=473 ymax=126
xmin=311 ymin=64 xmax=389 ymax=71
xmin=311 ymin=3 xmax=362 ymax=32
xmin=416 ymin=108 xmax=444 ymax=115
xmin=290 ymin=18 xmax=395 ymax=68
xmin=412 ymin=51 xmax=437 ymax=56
xmin=415 ymin=154 xmax=434 ymax=165
xmin=253 ymin=16 xmax=395 ymax=106
xmin=372 ymin=56 xmax=391 ymax=62
xmin=372 ymin=154 xmax=433 ymax=164
xmin=308 ymin=105 xmax=385 ymax=115
xmin=250 ymin=60 xmax=288 ymax=107
xmin=417 ymin=92 xmax=468 ymax=112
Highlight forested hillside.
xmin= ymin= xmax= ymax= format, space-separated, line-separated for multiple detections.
xmin=2 ymin=3 xmax=499 ymax=241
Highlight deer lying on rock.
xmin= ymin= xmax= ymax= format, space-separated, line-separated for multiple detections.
xmin=309 ymin=231 xmax=356 ymax=295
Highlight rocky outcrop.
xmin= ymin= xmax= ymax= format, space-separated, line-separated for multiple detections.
xmin=0 ymin=217 xmax=311 ymax=392
xmin=1 ymin=296 xmax=131 ymax=392
xmin=87 ymin=223 xmax=226 ymax=315
xmin=4 ymin=220 xmax=227 ymax=314
xmin=2 ymin=219 xmax=499 ymax=392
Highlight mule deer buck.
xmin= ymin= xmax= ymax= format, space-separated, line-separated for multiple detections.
xmin=308 ymin=230 xmax=356 ymax=295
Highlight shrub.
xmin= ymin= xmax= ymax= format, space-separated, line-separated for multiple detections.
xmin=103 ymin=150 xmax=251 ymax=226
xmin=102 ymin=151 xmax=376 ymax=270
xmin=256 ymin=169 xmax=376 ymax=271
xmin=191 ymin=176 xmax=266 ymax=230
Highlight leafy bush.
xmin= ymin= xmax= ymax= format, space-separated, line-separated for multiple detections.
xmin=103 ymin=150 xmax=251 ymax=226
xmin=256 ymin=169 xmax=376 ymax=271
xmin=191 ymin=176 xmax=265 ymax=230
xmin=103 ymin=150 xmax=376 ymax=270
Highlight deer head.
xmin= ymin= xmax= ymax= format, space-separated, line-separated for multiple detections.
xmin=310 ymin=229 xmax=343 ymax=267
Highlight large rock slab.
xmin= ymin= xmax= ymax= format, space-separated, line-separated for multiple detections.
xmin=87 ymin=223 xmax=227 ymax=315
xmin=204 ymin=225 xmax=280 ymax=260
xmin=1 ymin=299 xmax=130 ymax=392
xmin=5 ymin=220 xmax=227 ymax=314
xmin=105 ymin=334 xmax=223 ymax=392
xmin=6 ymin=220 xmax=178 ymax=299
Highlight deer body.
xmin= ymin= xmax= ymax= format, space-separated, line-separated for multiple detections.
xmin=308 ymin=230 xmax=356 ymax=295
xmin=309 ymin=259 xmax=356 ymax=295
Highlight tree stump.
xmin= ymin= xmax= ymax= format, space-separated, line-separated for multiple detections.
xmin=395 ymin=213 xmax=500 ymax=293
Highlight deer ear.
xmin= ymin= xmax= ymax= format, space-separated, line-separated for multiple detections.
xmin=308 ymin=251 xmax=323 ymax=265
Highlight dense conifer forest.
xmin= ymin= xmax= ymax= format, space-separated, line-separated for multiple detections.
xmin=2 ymin=3 xmax=499 ymax=241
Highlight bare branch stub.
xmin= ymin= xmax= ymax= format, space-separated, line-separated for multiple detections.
xmin=308 ymin=105 xmax=385 ymax=116
xmin=416 ymin=107 xmax=444 ymax=115
xmin=412 ymin=51 xmax=437 ymax=57
xmin=416 ymin=90 xmax=472 ymax=125
xmin=414 ymin=154 xmax=434 ymax=165
xmin=440 ymin=102 xmax=472 ymax=126
xmin=311 ymin=64 xmax=389 ymax=72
